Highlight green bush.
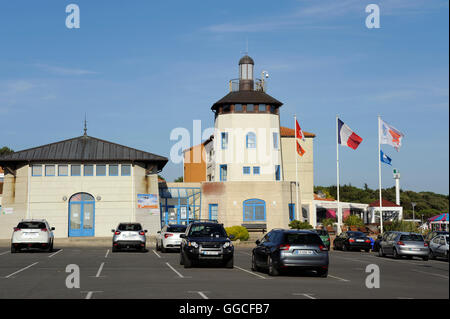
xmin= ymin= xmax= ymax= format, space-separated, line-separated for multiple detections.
xmin=289 ymin=220 xmax=313 ymax=230
xmin=384 ymin=220 xmax=418 ymax=233
xmin=225 ymin=226 xmax=249 ymax=241
xmin=321 ymin=218 xmax=335 ymax=227
xmin=343 ymin=215 xmax=364 ymax=227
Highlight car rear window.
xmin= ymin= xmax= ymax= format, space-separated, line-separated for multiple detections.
xmin=283 ymin=233 xmax=323 ymax=245
xmin=314 ymin=230 xmax=328 ymax=236
xmin=348 ymin=231 xmax=365 ymax=237
xmin=167 ymin=226 xmax=187 ymax=233
xmin=189 ymin=224 xmax=227 ymax=237
xmin=118 ymin=224 xmax=142 ymax=231
xmin=17 ymin=222 xmax=46 ymax=229
xmin=400 ymin=234 xmax=423 ymax=241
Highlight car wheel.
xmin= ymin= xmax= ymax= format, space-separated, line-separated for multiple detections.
xmin=225 ymin=257 xmax=234 ymax=269
xmin=251 ymin=253 xmax=259 ymax=271
xmin=429 ymin=250 xmax=435 ymax=260
xmin=316 ymin=268 xmax=328 ymax=278
xmin=179 ymin=252 xmax=184 ymax=265
xmin=343 ymin=244 xmax=348 ymax=251
xmin=378 ymin=247 xmax=385 ymax=257
xmin=183 ymin=253 xmax=192 ymax=268
xmin=155 ymin=241 xmax=159 ymax=251
xmin=48 ymin=242 xmax=53 ymax=253
xmin=422 ymin=256 xmax=429 ymax=261
xmin=393 ymin=248 xmax=400 ymax=259
xmin=161 ymin=244 xmax=167 ymax=253
xmin=268 ymin=256 xmax=279 ymax=276
xmin=11 ymin=245 xmax=16 ymax=254
xmin=365 ymin=249 xmax=370 ymax=253
xmin=112 ymin=246 xmax=118 ymax=253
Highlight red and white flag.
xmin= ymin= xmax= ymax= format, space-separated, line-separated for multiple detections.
xmin=295 ymin=119 xmax=306 ymax=156
xmin=338 ymin=118 xmax=363 ymax=150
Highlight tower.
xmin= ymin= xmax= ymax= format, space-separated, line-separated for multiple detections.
xmin=209 ymin=55 xmax=284 ymax=182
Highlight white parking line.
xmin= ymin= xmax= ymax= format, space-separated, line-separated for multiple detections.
xmin=83 ymin=291 xmax=103 ymax=299
xmin=105 ymin=249 xmax=109 ymax=258
xmin=293 ymin=293 xmax=316 ymax=299
xmin=95 ymin=262 xmax=105 ymax=277
xmin=166 ymin=262 xmax=184 ymax=278
xmin=5 ymin=262 xmax=39 ymax=278
xmin=48 ymin=249 xmax=63 ymax=258
xmin=152 ymin=250 xmax=161 ymax=258
xmin=0 ymin=251 xmax=9 ymax=256
xmin=328 ymin=275 xmax=350 ymax=282
xmin=411 ymin=269 xmax=449 ymax=279
xmin=189 ymin=291 xmax=209 ymax=299
xmin=234 ymin=266 xmax=268 ymax=279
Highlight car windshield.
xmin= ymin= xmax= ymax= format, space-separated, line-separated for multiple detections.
xmin=188 ymin=224 xmax=227 ymax=238
xmin=400 ymin=234 xmax=423 ymax=241
xmin=167 ymin=226 xmax=187 ymax=233
xmin=17 ymin=222 xmax=46 ymax=229
xmin=283 ymin=233 xmax=323 ymax=245
xmin=118 ymin=224 xmax=142 ymax=231
xmin=348 ymin=231 xmax=365 ymax=237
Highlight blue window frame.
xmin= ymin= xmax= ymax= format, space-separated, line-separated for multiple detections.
xmin=31 ymin=165 xmax=42 ymax=176
xmin=234 ymin=104 xmax=243 ymax=112
xmin=246 ymin=104 xmax=254 ymax=112
xmin=243 ymin=199 xmax=266 ymax=221
xmin=71 ymin=165 xmax=81 ymax=176
xmin=253 ymin=166 xmax=260 ymax=175
xmin=58 ymin=165 xmax=68 ymax=176
xmin=221 ymin=132 xmax=228 ymax=149
xmin=246 ymin=132 xmax=256 ymax=149
xmin=109 ymin=164 xmax=119 ymax=176
xmin=84 ymin=165 xmax=94 ymax=176
xmin=96 ymin=165 xmax=106 ymax=176
xmin=121 ymin=164 xmax=131 ymax=176
xmin=289 ymin=203 xmax=295 ymax=221
xmin=275 ymin=165 xmax=280 ymax=181
xmin=45 ymin=165 xmax=55 ymax=176
xmin=209 ymin=204 xmax=218 ymax=221
xmin=220 ymin=164 xmax=227 ymax=181
xmin=258 ymin=104 xmax=266 ymax=112
xmin=273 ymin=132 xmax=279 ymax=149
xmin=243 ymin=166 xmax=250 ymax=175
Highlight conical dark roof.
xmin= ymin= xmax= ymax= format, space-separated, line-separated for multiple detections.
xmin=239 ymin=55 xmax=254 ymax=65
xmin=211 ymin=90 xmax=283 ymax=111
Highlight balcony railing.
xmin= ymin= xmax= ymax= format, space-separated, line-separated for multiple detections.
xmin=228 ymin=78 xmax=267 ymax=92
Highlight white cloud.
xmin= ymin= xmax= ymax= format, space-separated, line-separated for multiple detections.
xmin=34 ymin=63 xmax=98 ymax=76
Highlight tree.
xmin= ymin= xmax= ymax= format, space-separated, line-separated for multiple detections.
xmin=0 ymin=146 xmax=14 ymax=156
xmin=174 ymin=176 xmax=183 ymax=182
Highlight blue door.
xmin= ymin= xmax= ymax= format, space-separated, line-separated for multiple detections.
xmin=69 ymin=193 xmax=95 ymax=237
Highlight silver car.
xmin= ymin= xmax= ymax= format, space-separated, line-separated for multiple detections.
xmin=11 ymin=219 xmax=55 ymax=253
xmin=429 ymin=234 xmax=449 ymax=261
xmin=112 ymin=223 xmax=147 ymax=252
xmin=156 ymin=224 xmax=187 ymax=252
xmin=378 ymin=232 xmax=429 ymax=261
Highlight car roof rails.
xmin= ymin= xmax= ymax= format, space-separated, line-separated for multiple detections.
xmin=189 ymin=219 xmax=219 ymax=224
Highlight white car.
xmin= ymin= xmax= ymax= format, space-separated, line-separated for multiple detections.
xmin=112 ymin=223 xmax=147 ymax=252
xmin=156 ymin=224 xmax=187 ymax=252
xmin=11 ymin=219 xmax=55 ymax=253
xmin=429 ymin=234 xmax=449 ymax=261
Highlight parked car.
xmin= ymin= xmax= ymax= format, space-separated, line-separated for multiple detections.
xmin=378 ymin=232 xmax=429 ymax=260
xmin=111 ymin=223 xmax=147 ymax=252
xmin=424 ymin=231 xmax=449 ymax=245
xmin=252 ymin=229 xmax=329 ymax=277
xmin=11 ymin=219 xmax=55 ymax=253
xmin=373 ymin=231 xmax=400 ymax=252
xmin=312 ymin=229 xmax=331 ymax=249
xmin=428 ymin=234 xmax=449 ymax=261
xmin=156 ymin=224 xmax=187 ymax=252
xmin=333 ymin=231 xmax=372 ymax=252
xmin=179 ymin=221 xmax=234 ymax=268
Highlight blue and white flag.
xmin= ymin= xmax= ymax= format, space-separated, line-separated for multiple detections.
xmin=380 ymin=150 xmax=392 ymax=165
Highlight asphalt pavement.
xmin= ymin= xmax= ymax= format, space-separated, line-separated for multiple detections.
xmin=0 ymin=244 xmax=448 ymax=299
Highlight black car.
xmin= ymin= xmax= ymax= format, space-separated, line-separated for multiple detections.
xmin=333 ymin=231 xmax=372 ymax=252
xmin=179 ymin=222 xmax=234 ymax=268
xmin=251 ymin=229 xmax=329 ymax=277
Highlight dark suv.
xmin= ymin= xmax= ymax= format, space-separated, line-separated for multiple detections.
xmin=251 ymin=229 xmax=329 ymax=277
xmin=179 ymin=222 xmax=234 ymax=268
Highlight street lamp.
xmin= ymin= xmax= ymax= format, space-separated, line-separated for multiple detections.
xmin=411 ymin=202 xmax=416 ymax=221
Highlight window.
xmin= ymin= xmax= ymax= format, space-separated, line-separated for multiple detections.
xmin=220 ymin=164 xmax=227 ymax=181
xmin=289 ymin=203 xmax=295 ymax=221
xmin=45 ymin=165 xmax=55 ymax=176
xmin=84 ymin=165 xmax=94 ymax=176
xmin=243 ymin=166 xmax=250 ymax=175
xmin=96 ymin=165 xmax=106 ymax=176
xmin=243 ymin=199 xmax=266 ymax=221
xmin=109 ymin=164 xmax=119 ymax=176
xmin=222 ymin=105 xmax=231 ymax=113
xmin=270 ymin=105 xmax=277 ymax=114
xmin=221 ymin=132 xmax=228 ymax=149
xmin=209 ymin=204 xmax=218 ymax=221
xmin=253 ymin=166 xmax=260 ymax=175
xmin=71 ymin=165 xmax=81 ymax=176
xmin=258 ymin=104 xmax=266 ymax=112
xmin=234 ymin=104 xmax=243 ymax=112
xmin=273 ymin=132 xmax=279 ymax=149
xmin=246 ymin=132 xmax=256 ymax=149
xmin=275 ymin=165 xmax=280 ymax=181
xmin=58 ymin=165 xmax=68 ymax=176
xmin=121 ymin=164 xmax=131 ymax=176
xmin=31 ymin=165 xmax=42 ymax=176
xmin=246 ymin=104 xmax=254 ymax=112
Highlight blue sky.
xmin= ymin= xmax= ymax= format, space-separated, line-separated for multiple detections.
xmin=0 ymin=0 xmax=448 ymax=194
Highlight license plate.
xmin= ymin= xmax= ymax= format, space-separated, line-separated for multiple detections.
xmin=294 ymin=250 xmax=313 ymax=255
xmin=125 ymin=233 xmax=136 ymax=237
xmin=410 ymin=248 xmax=420 ymax=251
xmin=202 ymin=251 xmax=219 ymax=255
xmin=356 ymin=239 xmax=364 ymax=242
xmin=23 ymin=233 xmax=39 ymax=238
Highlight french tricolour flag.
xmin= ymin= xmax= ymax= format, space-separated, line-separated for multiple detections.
xmin=338 ymin=118 xmax=363 ymax=150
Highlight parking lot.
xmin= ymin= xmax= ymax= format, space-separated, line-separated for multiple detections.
xmin=0 ymin=243 xmax=448 ymax=299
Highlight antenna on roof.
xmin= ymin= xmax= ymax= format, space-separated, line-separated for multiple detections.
xmin=84 ymin=113 xmax=87 ymax=136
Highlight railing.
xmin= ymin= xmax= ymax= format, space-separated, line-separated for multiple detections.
xmin=228 ymin=78 xmax=267 ymax=92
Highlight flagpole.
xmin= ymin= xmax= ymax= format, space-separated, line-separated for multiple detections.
xmin=294 ymin=114 xmax=300 ymax=221
xmin=378 ymin=116 xmax=384 ymax=233
xmin=336 ymin=115 xmax=341 ymax=235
